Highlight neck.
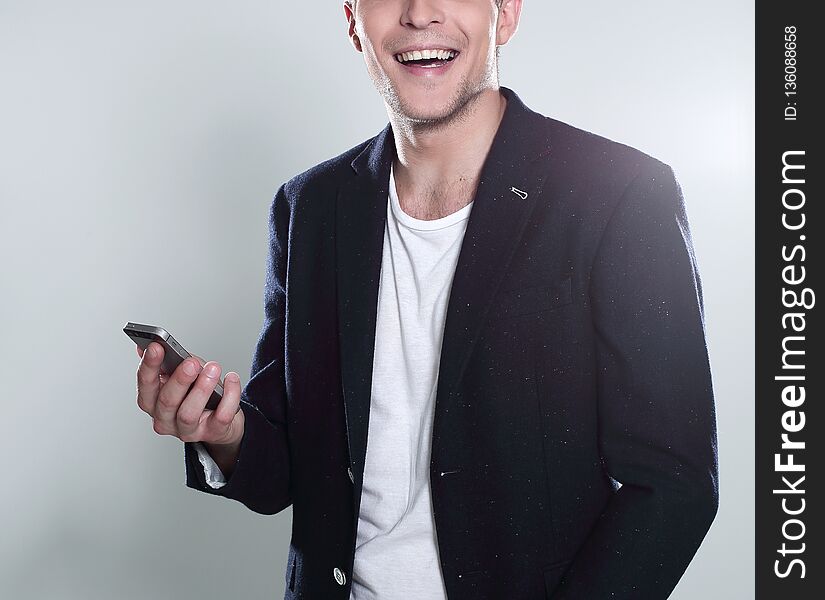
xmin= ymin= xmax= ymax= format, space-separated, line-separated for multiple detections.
xmin=388 ymin=88 xmax=507 ymax=214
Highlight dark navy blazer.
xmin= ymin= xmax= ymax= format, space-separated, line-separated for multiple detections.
xmin=184 ymin=87 xmax=719 ymax=599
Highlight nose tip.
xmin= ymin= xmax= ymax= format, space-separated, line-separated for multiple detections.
xmin=401 ymin=0 xmax=445 ymax=28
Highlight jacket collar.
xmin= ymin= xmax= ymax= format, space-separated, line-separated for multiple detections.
xmin=350 ymin=86 xmax=551 ymax=180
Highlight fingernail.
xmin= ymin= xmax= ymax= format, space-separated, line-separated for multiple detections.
xmin=148 ymin=345 xmax=156 ymax=358
xmin=205 ymin=363 xmax=220 ymax=377
xmin=226 ymin=372 xmax=239 ymax=383
xmin=183 ymin=360 xmax=197 ymax=376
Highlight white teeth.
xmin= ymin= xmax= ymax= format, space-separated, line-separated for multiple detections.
xmin=396 ymin=49 xmax=456 ymax=63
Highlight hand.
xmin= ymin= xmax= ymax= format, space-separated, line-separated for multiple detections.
xmin=135 ymin=342 xmax=245 ymax=450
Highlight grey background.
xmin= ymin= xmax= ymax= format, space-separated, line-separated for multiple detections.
xmin=0 ymin=1 xmax=753 ymax=598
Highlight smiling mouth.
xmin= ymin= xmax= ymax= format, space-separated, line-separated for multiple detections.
xmin=394 ymin=49 xmax=459 ymax=67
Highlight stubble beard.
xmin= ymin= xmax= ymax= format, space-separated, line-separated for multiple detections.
xmin=375 ymin=52 xmax=498 ymax=136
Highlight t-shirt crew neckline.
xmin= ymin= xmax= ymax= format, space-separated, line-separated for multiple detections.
xmin=389 ymin=166 xmax=474 ymax=232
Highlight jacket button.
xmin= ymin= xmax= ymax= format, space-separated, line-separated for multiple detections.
xmin=347 ymin=467 xmax=354 ymax=483
xmin=333 ymin=567 xmax=346 ymax=586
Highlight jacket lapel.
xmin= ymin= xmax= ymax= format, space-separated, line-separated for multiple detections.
xmin=335 ymin=124 xmax=392 ymax=488
xmin=434 ymin=89 xmax=552 ymax=414
xmin=336 ymin=87 xmax=554 ymax=488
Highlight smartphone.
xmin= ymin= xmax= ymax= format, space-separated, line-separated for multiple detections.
xmin=124 ymin=322 xmax=225 ymax=411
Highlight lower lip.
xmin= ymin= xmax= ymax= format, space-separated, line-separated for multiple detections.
xmin=396 ymin=55 xmax=458 ymax=77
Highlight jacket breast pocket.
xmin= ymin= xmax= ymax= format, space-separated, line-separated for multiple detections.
xmin=493 ymin=276 xmax=573 ymax=319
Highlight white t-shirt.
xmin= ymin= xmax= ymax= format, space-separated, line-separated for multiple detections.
xmin=350 ymin=167 xmax=473 ymax=598
xmin=195 ymin=166 xmax=473 ymax=599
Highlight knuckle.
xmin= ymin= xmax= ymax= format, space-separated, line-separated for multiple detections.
xmin=177 ymin=410 xmax=199 ymax=428
xmin=152 ymin=419 xmax=170 ymax=436
xmin=188 ymin=380 xmax=216 ymax=401
xmin=136 ymin=372 xmax=147 ymax=388
xmin=156 ymin=392 xmax=178 ymax=410
xmin=174 ymin=372 xmax=193 ymax=387
xmin=187 ymin=376 xmax=205 ymax=392
xmin=213 ymin=410 xmax=233 ymax=428
xmin=136 ymin=365 xmax=155 ymax=385
xmin=219 ymin=411 xmax=234 ymax=427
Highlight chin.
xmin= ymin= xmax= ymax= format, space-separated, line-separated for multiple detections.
xmin=398 ymin=99 xmax=454 ymax=122
xmin=390 ymin=86 xmax=468 ymax=124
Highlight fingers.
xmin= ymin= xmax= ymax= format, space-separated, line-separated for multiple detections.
xmin=137 ymin=342 xmax=238 ymax=445
xmin=173 ymin=361 xmax=224 ymax=439
xmin=154 ymin=357 xmax=203 ymax=429
xmin=201 ymin=371 xmax=244 ymax=446
xmin=211 ymin=372 xmax=242 ymax=428
xmin=136 ymin=342 xmax=165 ymax=415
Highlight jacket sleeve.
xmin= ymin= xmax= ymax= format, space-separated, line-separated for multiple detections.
xmin=551 ymin=162 xmax=719 ymax=599
xmin=183 ymin=184 xmax=292 ymax=515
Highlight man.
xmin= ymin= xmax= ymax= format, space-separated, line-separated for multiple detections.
xmin=135 ymin=1 xmax=719 ymax=598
